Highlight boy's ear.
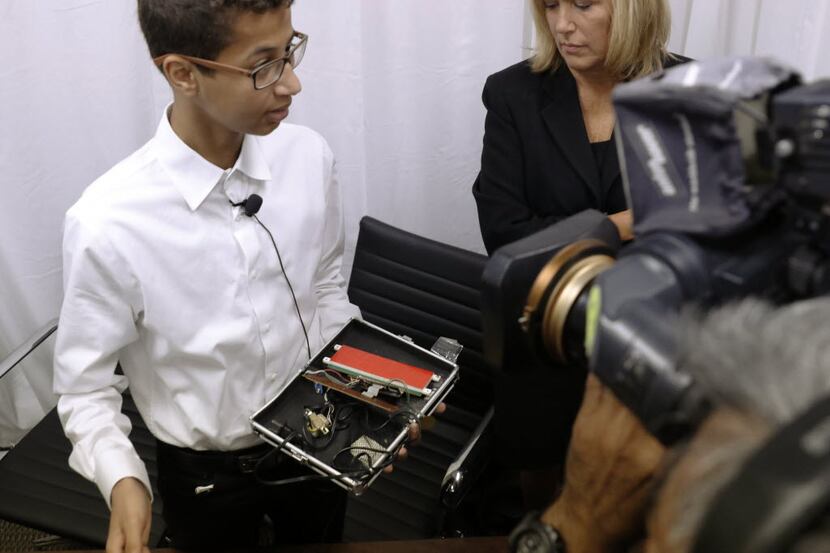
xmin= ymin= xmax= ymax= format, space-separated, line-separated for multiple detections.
xmin=161 ymin=56 xmax=199 ymax=97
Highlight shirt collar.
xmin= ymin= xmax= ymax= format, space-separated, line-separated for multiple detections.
xmin=152 ymin=105 xmax=272 ymax=211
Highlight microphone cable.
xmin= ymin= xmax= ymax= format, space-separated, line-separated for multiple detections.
xmin=252 ymin=213 xmax=312 ymax=360
xmin=231 ymin=194 xmax=312 ymax=360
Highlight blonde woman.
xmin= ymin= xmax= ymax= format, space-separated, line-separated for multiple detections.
xmin=472 ymin=0 xmax=687 ymax=509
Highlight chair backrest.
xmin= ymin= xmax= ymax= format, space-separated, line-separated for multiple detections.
xmin=348 ymin=216 xmax=491 ymax=415
xmin=344 ymin=216 xmax=492 ymax=540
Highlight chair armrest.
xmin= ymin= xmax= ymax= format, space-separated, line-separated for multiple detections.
xmin=0 ymin=319 xmax=58 ymax=381
xmin=440 ymin=406 xmax=494 ymax=509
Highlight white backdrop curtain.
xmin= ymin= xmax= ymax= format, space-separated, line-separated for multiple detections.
xmin=1 ymin=0 xmax=829 ymax=434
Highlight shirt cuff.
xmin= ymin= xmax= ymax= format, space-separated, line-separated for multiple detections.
xmin=95 ymin=448 xmax=153 ymax=510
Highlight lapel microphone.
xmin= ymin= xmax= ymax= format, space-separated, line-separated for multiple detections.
xmin=230 ymin=194 xmax=263 ymax=217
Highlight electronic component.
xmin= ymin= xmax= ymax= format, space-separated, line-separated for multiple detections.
xmin=363 ymin=384 xmax=382 ymax=399
xmin=303 ymin=372 xmax=399 ymax=413
xmin=304 ymin=408 xmax=332 ymax=438
xmin=350 ymin=435 xmax=385 ymax=469
xmin=323 ymin=344 xmax=439 ymax=397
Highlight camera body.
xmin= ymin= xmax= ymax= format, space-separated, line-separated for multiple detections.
xmin=482 ymin=57 xmax=830 ymax=444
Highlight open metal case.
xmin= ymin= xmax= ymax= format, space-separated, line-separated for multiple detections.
xmin=250 ymin=318 xmax=460 ymax=494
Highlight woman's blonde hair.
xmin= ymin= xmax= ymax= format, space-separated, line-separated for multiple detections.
xmin=529 ymin=0 xmax=672 ymax=80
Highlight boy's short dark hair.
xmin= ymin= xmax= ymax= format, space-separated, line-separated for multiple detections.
xmin=138 ymin=0 xmax=294 ymax=61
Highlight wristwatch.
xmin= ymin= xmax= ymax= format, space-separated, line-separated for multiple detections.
xmin=508 ymin=511 xmax=566 ymax=553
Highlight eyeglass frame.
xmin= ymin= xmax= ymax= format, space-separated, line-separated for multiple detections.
xmin=153 ymin=31 xmax=308 ymax=90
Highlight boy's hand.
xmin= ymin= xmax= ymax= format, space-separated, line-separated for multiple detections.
xmin=108 ymin=477 xmax=152 ymax=553
xmin=383 ymin=402 xmax=447 ymax=474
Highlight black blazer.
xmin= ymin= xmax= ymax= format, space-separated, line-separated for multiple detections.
xmin=473 ymin=57 xmax=689 ymax=254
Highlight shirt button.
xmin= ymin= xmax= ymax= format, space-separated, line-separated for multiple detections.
xmin=264 ymin=322 xmax=271 ymax=332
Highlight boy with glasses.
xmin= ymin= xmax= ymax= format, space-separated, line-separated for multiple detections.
xmin=54 ymin=1 xmax=364 ymax=550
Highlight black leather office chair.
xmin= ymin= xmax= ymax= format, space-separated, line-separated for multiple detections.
xmin=0 ymin=321 xmax=165 ymax=549
xmin=344 ymin=217 xmax=494 ymax=540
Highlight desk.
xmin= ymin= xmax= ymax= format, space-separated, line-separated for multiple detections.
xmin=52 ymin=537 xmax=509 ymax=553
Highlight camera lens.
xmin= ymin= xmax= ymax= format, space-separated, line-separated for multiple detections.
xmin=521 ymin=239 xmax=617 ymax=364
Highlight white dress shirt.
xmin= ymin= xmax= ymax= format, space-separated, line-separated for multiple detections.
xmin=53 ymin=109 xmax=360 ymax=506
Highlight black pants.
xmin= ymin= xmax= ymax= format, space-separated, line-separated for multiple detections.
xmin=156 ymin=439 xmax=347 ymax=551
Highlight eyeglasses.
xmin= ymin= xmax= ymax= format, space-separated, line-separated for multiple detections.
xmin=153 ymin=31 xmax=308 ymax=90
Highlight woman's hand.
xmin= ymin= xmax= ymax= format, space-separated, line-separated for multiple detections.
xmin=608 ymin=209 xmax=634 ymax=241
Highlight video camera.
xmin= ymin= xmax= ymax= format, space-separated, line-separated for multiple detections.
xmin=482 ymin=57 xmax=830 ymax=445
